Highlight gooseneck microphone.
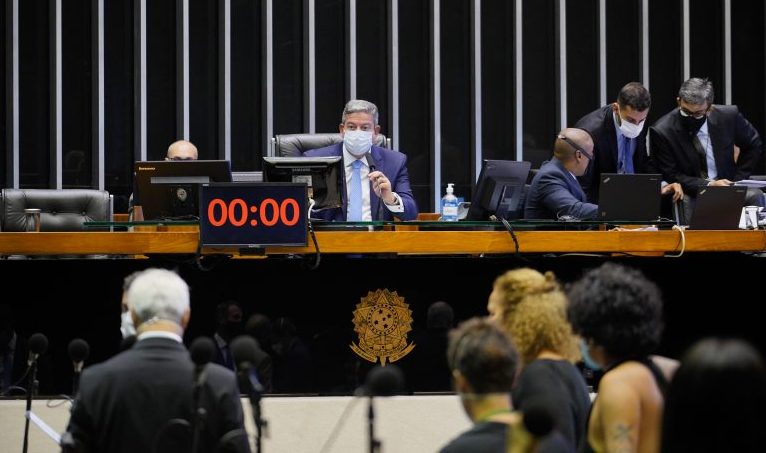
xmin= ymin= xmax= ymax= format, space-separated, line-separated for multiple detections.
xmin=231 ymin=335 xmax=268 ymax=453
xmin=23 ymin=333 xmax=48 ymax=453
xmin=189 ymin=336 xmax=215 ymax=453
xmin=360 ymin=365 xmax=404 ymax=453
xmin=67 ymin=338 xmax=90 ymax=396
xmin=364 ymin=152 xmax=386 ymax=221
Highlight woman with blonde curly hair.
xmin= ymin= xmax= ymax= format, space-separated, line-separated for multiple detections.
xmin=487 ymin=267 xmax=590 ymax=453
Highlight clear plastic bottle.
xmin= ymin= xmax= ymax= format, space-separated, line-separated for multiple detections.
xmin=441 ymin=183 xmax=458 ymax=221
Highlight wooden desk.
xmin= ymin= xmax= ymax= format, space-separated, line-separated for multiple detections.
xmin=0 ymin=229 xmax=764 ymax=256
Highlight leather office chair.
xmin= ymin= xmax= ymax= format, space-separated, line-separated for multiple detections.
xmin=272 ymin=133 xmax=391 ymax=157
xmin=0 ymin=189 xmax=111 ymax=232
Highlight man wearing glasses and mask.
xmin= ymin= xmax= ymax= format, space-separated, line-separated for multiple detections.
xmin=525 ymin=128 xmax=598 ymax=220
xmin=575 ymin=82 xmax=683 ymax=204
xmin=649 ymin=78 xmax=762 ymax=197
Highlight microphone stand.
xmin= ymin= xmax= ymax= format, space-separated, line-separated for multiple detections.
xmin=22 ymin=359 xmax=39 ymax=453
xmin=241 ymin=368 xmax=266 ymax=453
xmin=191 ymin=366 xmax=208 ymax=453
xmin=367 ymin=396 xmax=381 ymax=453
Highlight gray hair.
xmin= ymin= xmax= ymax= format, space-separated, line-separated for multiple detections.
xmin=341 ymin=99 xmax=379 ymax=125
xmin=127 ymin=268 xmax=190 ymax=325
xmin=678 ymin=78 xmax=714 ymax=105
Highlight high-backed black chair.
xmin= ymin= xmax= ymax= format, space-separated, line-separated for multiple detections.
xmin=272 ymin=133 xmax=391 ymax=157
xmin=0 ymin=189 xmax=111 ymax=232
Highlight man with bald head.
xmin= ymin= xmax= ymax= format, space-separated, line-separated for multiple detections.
xmin=166 ymin=139 xmax=199 ymax=161
xmin=524 ymin=128 xmax=598 ymax=220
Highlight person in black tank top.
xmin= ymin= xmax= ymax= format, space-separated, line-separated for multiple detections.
xmin=567 ymin=262 xmax=673 ymax=453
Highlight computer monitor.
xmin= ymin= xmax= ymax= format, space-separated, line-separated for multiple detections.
xmin=262 ymin=156 xmax=344 ymax=211
xmin=133 ymin=160 xmax=233 ymax=220
xmin=465 ymin=159 xmax=531 ymax=221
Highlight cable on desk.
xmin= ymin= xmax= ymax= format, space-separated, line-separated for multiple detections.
xmin=664 ymin=225 xmax=686 ymax=258
xmin=305 ymin=199 xmax=321 ymax=270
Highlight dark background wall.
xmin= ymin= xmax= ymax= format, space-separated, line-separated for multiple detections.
xmin=2 ymin=253 xmax=764 ymax=395
xmin=2 ymin=0 xmax=765 ymax=213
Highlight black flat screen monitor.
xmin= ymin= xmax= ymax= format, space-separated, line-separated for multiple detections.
xmin=262 ymin=156 xmax=344 ymax=212
xmin=133 ymin=160 xmax=232 ymax=220
xmin=465 ymin=159 xmax=531 ymax=221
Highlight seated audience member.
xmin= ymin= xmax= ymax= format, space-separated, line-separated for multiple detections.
xmin=64 ymin=268 xmax=250 ymax=453
xmin=575 ymin=82 xmax=682 ymax=203
xmin=649 ymin=77 xmax=763 ymax=211
xmin=661 ymin=338 xmax=766 ymax=453
xmin=303 ymin=99 xmax=418 ymax=221
xmin=440 ymin=317 xmax=526 ymax=453
xmin=524 ymin=128 xmax=598 ymax=220
xmin=566 ymin=262 xmax=678 ymax=453
xmin=488 ymin=268 xmax=590 ymax=453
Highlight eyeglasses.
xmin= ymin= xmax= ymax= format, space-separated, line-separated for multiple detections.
xmin=679 ymin=106 xmax=709 ymax=120
xmin=558 ymin=135 xmax=592 ymax=161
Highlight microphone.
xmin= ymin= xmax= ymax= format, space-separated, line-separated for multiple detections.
xmin=22 ymin=333 xmax=47 ymax=453
xmin=230 ymin=335 xmax=266 ymax=393
xmin=521 ymin=397 xmax=555 ymax=438
xmin=364 ymin=152 xmax=376 ymax=172
xmin=365 ymin=152 xmax=386 ymax=221
xmin=67 ymin=338 xmax=89 ymax=396
xmin=68 ymin=338 xmax=90 ymax=373
xmin=230 ymin=335 xmax=268 ymax=453
xmin=357 ymin=364 xmax=405 ymax=397
xmin=27 ymin=333 xmax=48 ymax=366
xmin=190 ymin=336 xmax=215 ymax=380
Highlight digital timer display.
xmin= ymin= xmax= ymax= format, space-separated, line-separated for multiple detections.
xmin=199 ymin=183 xmax=308 ymax=247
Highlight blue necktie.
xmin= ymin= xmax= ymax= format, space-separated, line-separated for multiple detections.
xmin=619 ymin=136 xmax=634 ymax=174
xmin=348 ymin=160 xmax=363 ymax=221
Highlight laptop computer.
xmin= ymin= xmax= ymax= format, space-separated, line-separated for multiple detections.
xmin=597 ymin=173 xmax=662 ymax=221
xmin=688 ymin=186 xmax=747 ymax=230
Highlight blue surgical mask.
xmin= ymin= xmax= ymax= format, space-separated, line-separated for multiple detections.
xmin=579 ymin=338 xmax=602 ymax=371
xmin=343 ymin=130 xmax=373 ymax=157
xmin=121 ymin=311 xmax=136 ymax=339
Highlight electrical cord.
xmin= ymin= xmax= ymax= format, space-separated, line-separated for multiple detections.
xmin=664 ymin=224 xmax=687 ymax=258
xmin=491 ymin=215 xmax=528 ymax=262
xmin=318 ymin=396 xmax=363 ymax=453
xmin=306 ymin=199 xmax=321 ymax=270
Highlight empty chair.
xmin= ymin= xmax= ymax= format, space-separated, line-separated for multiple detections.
xmin=0 ymin=189 xmax=111 ymax=232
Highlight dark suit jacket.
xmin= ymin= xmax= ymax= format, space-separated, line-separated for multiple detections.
xmin=303 ymin=143 xmax=418 ymax=221
xmin=524 ymin=158 xmax=598 ymax=220
xmin=649 ymin=104 xmax=763 ymax=195
xmin=64 ymin=337 xmax=250 ymax=453
xmin=575 ymin=105 xmax=656 ymax=202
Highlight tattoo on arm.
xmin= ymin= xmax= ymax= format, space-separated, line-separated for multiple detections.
xmin=608 ymin=423 xmax=635 ymax=453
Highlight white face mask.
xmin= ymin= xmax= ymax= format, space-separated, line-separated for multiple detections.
xmin=343 ymin=129 xmax=373 ymax=157
xmin=615 ymin=111 xmax=645 ymax=139
xmin=120 ymin=310 xmax=136 ymax=339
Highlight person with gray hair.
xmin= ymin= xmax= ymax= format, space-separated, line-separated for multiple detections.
xmin=649 ymin=77 xmax=763 ymax=199
xmin=303 ymin=99 xmax=418 ymax=221
xmin=64 ymin=268 xmax=250 ymax=453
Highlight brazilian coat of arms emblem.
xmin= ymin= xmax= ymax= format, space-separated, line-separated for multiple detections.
xmin=350 ymin=289 xmax=416 ymax=365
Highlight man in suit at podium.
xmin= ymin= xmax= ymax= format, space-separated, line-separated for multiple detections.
xmin=304 ymin=99 xmax=418 ymax=221
xmin=63 ymin=268 xmax=250 ymax=453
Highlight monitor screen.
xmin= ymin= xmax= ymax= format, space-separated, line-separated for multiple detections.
xmin=262 ymin=156 xmax=343 ymax=212
xmin=465 ymin=159 xmax=531 ymax=221
xmin=133 ymin=160 xmax=233 ymax=220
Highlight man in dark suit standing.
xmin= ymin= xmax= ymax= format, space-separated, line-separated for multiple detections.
xmin=304 ymin=99 xmax=418 ymax=221
xmin=524 ymin=128 xmax=598 ymax=220
xmin=575 ymin=82 xmax=683 ymax=203
xmin=649 ymin=77 xmax=763 ymax=197
xmin=64 ymin=268 xmax=250 ymax=453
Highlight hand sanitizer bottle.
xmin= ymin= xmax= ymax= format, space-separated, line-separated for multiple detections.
xmin=441 ymin=183 xmax=458 ymax=221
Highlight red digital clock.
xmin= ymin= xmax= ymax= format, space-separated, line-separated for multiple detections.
xmin=199 ymin=183 xmax=308 ymax=247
